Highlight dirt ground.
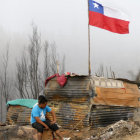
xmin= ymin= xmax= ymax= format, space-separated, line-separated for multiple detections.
xmin=66 ymin=128 xmax=140 ymax=140
xmin=61 ymin=121 xmax=140 ymax=140
xmin=123 ymin=132 xmax=140 ymax=140
xmin=111 ymin=131 xmax=140 ymax=140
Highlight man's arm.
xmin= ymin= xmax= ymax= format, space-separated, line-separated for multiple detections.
xmin=35 ymin=117 xmax=49 ymax=129
xmin=50 ymin=110 xmax=56 ymax=124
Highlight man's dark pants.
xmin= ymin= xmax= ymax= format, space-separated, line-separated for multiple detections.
xmin=32 ymin=119 xmax=59 ymax=133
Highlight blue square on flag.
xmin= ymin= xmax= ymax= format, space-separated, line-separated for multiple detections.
xmin=89 ymin=0 xmax=104 ymax=14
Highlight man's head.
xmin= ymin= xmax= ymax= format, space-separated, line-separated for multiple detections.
xmin=38 ymin=95 xmax=48 ymax=109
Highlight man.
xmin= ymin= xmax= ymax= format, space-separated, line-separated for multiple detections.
xmin=31 ymin=95 xmax=63 ymax=140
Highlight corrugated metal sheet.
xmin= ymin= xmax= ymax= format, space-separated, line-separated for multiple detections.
xmin=45 ymin=76 xmax=92 ymax=129
xmin=45 ymin=76 xmax=91 ymax=103
xmin=45 ymin=76 xmax=140 ymax=129
xmin=93 ymin=82 xmax=140 ymax=107
xmin=90 ymin=105 xmax=135 ymax=128
xmin=6 ymin=106 xmax=31 ymax=125
xmin=47 ymin=101 xmax=90 ymax=129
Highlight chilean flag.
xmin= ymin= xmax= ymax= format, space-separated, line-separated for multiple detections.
xmin=89 ymin=0 xmax=130 ymax=34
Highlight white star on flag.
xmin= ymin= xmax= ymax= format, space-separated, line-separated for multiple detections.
xmin=93 ymin=3 xmax=99 ymax=9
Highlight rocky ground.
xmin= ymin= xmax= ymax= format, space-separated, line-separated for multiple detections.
xmin=1 ymin=120 xmax=140 ymax=140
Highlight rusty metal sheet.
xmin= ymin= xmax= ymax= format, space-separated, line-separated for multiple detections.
xmin=47 ymin=101 xmax=90 ymax=129
xmin=93 ymin=83 xmax=140 ymax=107
xmin=6 ymin=106 xmax=31 ymax=125
xmin=90 ymin=105 xmax=135 ymax=128
xmin=45 ymin=76 xmax=91 ymax=103
xmin=45 ymin=76 xmax=92 ymax=129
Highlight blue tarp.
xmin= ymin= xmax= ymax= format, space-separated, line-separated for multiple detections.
xmin=7 ymin=99 xmax=38 ymax=108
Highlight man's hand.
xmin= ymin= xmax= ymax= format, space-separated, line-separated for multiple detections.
xmin=35 ymin=117 xmax=49 ymax=130
xmin=44 ymin=125 xmax=49 ymax=130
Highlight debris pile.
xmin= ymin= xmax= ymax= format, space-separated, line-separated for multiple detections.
xmin=89 ymin=120 xmax=134 ymax=140
xmin=67 ymin=120 xmax=140 ymax=140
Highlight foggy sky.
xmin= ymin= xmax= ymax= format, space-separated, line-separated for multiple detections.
xmin=0 ymin=0 xmax=140 ymax=79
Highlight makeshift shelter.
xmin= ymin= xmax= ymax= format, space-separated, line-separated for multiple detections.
xmin=6 ymin=99 xmax=37 ymax=125
xmin=44 ymin=75 xmax=140 ymax=129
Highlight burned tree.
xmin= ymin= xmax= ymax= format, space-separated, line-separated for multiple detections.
xmin=44 ymin=41 xmax=50 ymax=80
xmin=95 ymin=64 xmax=116 ymax=79
xmin=28 ymin=25 xmax=42 ymax=99
xmin=15 ymin=25 xmax=66 ymax=99
xmin=49 ymin=42 xmax=57 ymax=75
xmin=15 ymin=25 xmax=43 ymax=99
xmin=43 ymin=41 xmax=66 ymax=78
xmin=0 ymin=46 xmax=10 ymax=102
xmin=0 ymin=46 xmax=12 ymax=122
xmin=15 ymin=50 xmax=30 ymax=98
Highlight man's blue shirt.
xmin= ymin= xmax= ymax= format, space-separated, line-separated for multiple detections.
xmin=31 ymin=104 xmax=51 ymax=124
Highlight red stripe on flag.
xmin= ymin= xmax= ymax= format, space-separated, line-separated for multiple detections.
xmin=89 ymin=11 xmax=129 ymax=34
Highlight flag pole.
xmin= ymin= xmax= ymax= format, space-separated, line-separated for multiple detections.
xmin=56 ymin=60 xmax=59 ymax=73
xmin=87 ymin=0 xmax=91 ymax=76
